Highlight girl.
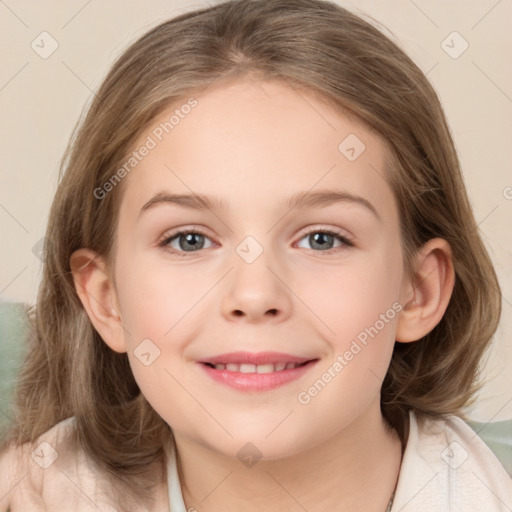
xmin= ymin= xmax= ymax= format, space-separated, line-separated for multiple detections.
xmin=1 ymin=0 xmax=511 ymax=510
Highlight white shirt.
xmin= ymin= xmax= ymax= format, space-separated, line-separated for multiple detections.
xmin=165 ymin=411 xmax=512 ymax=512
xmin=1 ymin=410 xmax=511 ymax=511
xmin=390 ymin=411 xmax=512 ymax=511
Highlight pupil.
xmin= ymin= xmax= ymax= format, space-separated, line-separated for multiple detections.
xmin=310 ymin=233 xmax=333 ymax=250
xmin=181 ymin=233 xmax=204 ymax=251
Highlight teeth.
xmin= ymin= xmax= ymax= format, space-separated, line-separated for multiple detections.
xmin=256 ymin=364 xmax=275 ymax=374
xmin=213 ymin=362 xmax=301 ymax=372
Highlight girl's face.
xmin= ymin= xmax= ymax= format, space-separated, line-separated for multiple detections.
xmin=111 ymin=78 xmax=409 ymax=459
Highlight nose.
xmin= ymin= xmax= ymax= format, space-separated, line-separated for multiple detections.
xmin=220 ymin=249 xmax=292 ymax=323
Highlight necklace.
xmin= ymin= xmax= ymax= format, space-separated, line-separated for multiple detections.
xmin=175 ymin=424 xmax=405 ymax=512
xmin=385 ymin=490 xmax=395 ymax=512
xmin=385 ymin=430 xmax=405 ymax=512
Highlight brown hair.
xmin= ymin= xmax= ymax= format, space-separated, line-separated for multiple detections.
xmin=1 ymin=0 xmax=501 ymax=508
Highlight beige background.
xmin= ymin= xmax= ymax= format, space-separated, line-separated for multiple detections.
xmin=0 ymin=0 xmax=511 ymax=422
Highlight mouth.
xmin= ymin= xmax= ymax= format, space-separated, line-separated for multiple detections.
xmin=201 ymin=360 xmax=312 ymax=373
xmin=196 ymin=351 xmax=319 ymax=391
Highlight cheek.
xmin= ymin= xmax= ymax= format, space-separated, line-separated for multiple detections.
xmin=113 ymin=255 xmax=208 ymax=409
xmin=115 ymin=252 xmax=206 ymax=340
xmin=299 ymin=252 xmax=403 ymax=337
xmin=294 ymin=260 xmax=401 ymax=430
xmin=298 ymin=249 xmax=403 ymax=396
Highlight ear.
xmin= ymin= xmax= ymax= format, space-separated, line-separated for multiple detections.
xmin=70 ymin=248 xmax=127 ymax=353
xmin=396 ymin=238 xmax=455 ymax=343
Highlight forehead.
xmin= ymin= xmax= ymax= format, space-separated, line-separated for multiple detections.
xmin=118 ymin=78 xmax=396 ymax=222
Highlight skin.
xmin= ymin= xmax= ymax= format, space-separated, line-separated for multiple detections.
xmin=71 ymin=77 xmax=454 ymax=511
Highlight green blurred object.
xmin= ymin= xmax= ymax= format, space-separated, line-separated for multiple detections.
xmin=467 ymin=419 xmax=512 ymax=477
xmin=0 ymin=301 xmax=511 ymax=477
xmin=0 ymin=301 xmax=29 ymax=432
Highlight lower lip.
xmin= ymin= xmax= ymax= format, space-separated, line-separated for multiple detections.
xmin=197 ymin=360 xmax=318 ymax=391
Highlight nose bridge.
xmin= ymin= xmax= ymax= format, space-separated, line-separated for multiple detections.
xmin=220 ymin=234 xmax=291 ymax=321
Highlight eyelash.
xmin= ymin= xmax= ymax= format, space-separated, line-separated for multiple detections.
xmin=158 ymin=226 xmax=353 ymax=257
xmin=158 ymin=228 xmax=212 ymax=258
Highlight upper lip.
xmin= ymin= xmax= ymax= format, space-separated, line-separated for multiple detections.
xmin=199 ymin=351 xmax=316 ymax=366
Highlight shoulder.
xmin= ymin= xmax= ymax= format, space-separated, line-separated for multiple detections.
xmin=0 ymin=417 xmax=117 ymax=512
xmin=391 ymin=410 xmax=512 ymax=511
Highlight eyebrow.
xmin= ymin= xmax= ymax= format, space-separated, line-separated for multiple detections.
xmin=138 ymin=190 xmax=380 ymax=221
xmin=286 ymin=190 xmax=380 ymax=220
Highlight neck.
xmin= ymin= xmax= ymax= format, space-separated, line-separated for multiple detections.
xmin=173 ymin=399 xmax=404 ymax=512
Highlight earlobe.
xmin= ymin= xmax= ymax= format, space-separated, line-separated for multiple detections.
xmin=395 ymin=238 xmax=455 ymax=343
xmin=70 ymin=248 xmax=127 ymax=353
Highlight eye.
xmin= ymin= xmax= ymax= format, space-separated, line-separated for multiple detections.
xmin=158 ymin=226 xmax=353 ymax=257
xmin=159 ymin=228 xmax=214 ymax=256
xmin=295 ymin=228 xmax=353 ymax=252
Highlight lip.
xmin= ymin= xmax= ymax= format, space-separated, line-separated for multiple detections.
xmin=196 ymin=353 xmax=319 ymax=392
xmin=198 ymin=351 xmax=314 ymax=366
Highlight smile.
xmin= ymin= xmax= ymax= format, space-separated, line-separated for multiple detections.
xmin=197 ymin=353 xmax=319 ymax=392
xmin=203 ymin=361 xmax=308 ymax=372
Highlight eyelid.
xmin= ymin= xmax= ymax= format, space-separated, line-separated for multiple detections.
xmin=157 ymin=225 xmax=216 ymax=256
xmin=294 ymin=225 xmax=354 ymax=251
xmin=297 ymin=225 xmax=353 ymax=242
